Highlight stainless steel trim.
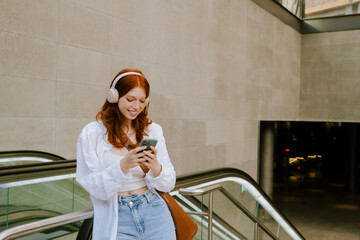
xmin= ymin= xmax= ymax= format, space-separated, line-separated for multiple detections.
xmin=0 ymin=209 xmax=93 ymax=240
xmin=179 ymin=184 xmax=222 ymax=196
xmin=251 ymin=0 xmax=360 ymax=33
xmin=208 ymin=191 xmax=213 ymax=240
xmin=181 ymin=184 xmax=280 ymax=240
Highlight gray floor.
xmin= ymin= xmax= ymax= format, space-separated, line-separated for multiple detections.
xmin=273 ymin=176 xmax=360 ymax=240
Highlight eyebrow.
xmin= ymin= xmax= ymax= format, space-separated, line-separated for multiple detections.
xmin=126 ymin=95 xmax=146 ymax=100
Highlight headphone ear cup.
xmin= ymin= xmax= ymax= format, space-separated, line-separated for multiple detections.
xmin=106 ymin=88 xmax=119 ymax=103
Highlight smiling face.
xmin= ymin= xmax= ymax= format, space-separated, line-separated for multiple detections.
xmin=118 ymin=87 xmax=147 ymax=122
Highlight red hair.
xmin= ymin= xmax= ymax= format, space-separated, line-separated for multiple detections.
xmin=96 ymin=69 xmax=152 ymax=149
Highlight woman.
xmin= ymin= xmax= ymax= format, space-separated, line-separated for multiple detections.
xmin=76 ymin=69 xmax=176 ymax=240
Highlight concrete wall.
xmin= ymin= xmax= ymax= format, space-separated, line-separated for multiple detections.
xmin=301 ymin=30 xmax=360 ymax=122
xmin=0 ymin=0 xmax=301 ymax=178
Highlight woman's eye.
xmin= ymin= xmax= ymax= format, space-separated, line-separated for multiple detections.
xmin=126 ymin=99 xmax=134 ymax=102
xmin=140 ymin=100 xmax=145 ymax=104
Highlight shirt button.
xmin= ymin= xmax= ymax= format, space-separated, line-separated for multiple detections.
xmin=129 ymin=201 xmax=133 ymax=207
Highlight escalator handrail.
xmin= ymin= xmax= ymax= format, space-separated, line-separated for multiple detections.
xmin=0 ymin=160 xmax=76 ymax=185
xmin=0 ymin=151 xmax=73 ymax=185
xmin=175 ymin=168 xmax=305 ymax=240
xmin=0 ymin=160 xmax=76 ymax=175
xmin=0 ymin=209 xmax=93 ymax=240
xmin=0 ymin=150 xmax=66 ymax=161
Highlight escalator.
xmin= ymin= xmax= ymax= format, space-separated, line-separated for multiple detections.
xmin=0 ymin=151 xmax=304 ymax=240
xmin=0 ymin=151 xmax=88 ymax=239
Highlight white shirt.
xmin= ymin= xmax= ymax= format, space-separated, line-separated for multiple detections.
xmin=76 ymin=121 xmax=176 ymax=240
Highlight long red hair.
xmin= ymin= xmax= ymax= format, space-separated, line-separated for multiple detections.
xmin=96 ymin=69 xmax=152 ymax=149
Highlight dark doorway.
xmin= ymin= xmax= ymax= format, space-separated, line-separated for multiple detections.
xmin=272 ymin=121 xmax=359 ymax=191
xmin=262 ymin=121 xmax=360 ymax=239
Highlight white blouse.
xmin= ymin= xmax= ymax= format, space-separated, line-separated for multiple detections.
xmin=76 ymin=121 xmax=176 ymax=240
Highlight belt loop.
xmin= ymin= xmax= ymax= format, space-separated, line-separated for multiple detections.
xmin=145 ymin=190 xmax=151 ymax=203
xmin=118 ymin=195 xmax=123 ymax=205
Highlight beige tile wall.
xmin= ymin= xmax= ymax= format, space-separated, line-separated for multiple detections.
xmin=0 ymin=0 xmax=301 ymax=179
xmin=301 ymin=30 xmax=360 ymax=122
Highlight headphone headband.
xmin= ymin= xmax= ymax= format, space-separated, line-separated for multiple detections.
xmin=106 ymin=71 xmax=143 ymax=103
xmin=110 ymin=72 xmax=142 ymax=89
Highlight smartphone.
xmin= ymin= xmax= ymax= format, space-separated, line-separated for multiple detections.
xmin=138 ymin=138 xmax=158 ymax=153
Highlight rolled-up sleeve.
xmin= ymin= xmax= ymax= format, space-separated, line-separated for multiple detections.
xmin=145 ymin=124 xmax=176 ymax=192
xmin=76 ymin=124 xmax=130 ymax=200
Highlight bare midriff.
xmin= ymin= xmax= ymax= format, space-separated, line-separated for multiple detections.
xmin=118 ymin=186 xmax=148 ymax=196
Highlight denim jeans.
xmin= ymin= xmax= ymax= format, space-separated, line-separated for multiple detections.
xmin=117 ymin=190 xmax=176 ymax=240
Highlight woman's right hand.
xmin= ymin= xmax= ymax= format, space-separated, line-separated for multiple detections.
xmin=120 ymin=146 xmax=147 ymax=174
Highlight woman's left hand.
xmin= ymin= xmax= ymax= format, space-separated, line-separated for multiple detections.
xmin=142 ymin=146 xmax=162 ymax=177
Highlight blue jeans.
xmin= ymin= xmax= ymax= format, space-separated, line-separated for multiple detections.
xmin=117 ymin=190 xmax=176 ymax=240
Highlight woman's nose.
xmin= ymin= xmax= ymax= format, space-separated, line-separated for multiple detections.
xmin=133 ymin=101 xmax=140 ymax=109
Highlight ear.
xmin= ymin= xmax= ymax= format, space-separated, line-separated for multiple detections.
xmin=145 ymin=98 xmax=150 ymax=105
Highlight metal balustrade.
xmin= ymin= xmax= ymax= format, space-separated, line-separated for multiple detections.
xmin=180 ymin=184 xmax=279 ymax=240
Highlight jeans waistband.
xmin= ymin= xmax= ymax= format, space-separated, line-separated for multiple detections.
xmin=118 ymin=189 xmax=155 ymax=205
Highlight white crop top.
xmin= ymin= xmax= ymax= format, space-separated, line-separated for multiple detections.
xmin=102 ymin=151 xmax=146 ymax=192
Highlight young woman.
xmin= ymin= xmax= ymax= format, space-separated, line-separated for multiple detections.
xmin=76 ymin=69 xmax=176 ymax=240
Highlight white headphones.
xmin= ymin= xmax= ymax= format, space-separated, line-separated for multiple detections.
xmin=106 ymin=72 xmax=143 ymax=103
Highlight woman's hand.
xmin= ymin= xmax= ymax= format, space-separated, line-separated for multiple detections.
xmin=120 ymin=146 xmax=147 ymax=174
xmin=142 ymin=146 xmax=162 ymax=177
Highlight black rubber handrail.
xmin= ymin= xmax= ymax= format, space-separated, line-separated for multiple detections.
xmin=0 ymin=159 xmax=76 ymax=185
xmin=0 ymin=160 xmax=75 ymax=171
xmin=0 ymin=150 xmax=66 ymax=161
xmin=0 ymin=160 xmax=76 ymax=175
